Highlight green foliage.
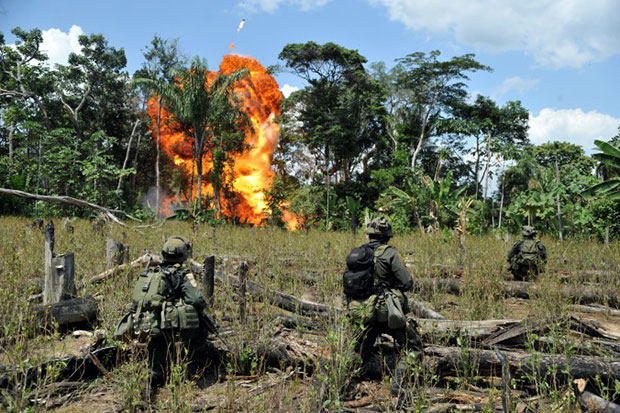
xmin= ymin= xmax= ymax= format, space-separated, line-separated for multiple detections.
xmin=582 ymin=139 xmax=620 ymax=200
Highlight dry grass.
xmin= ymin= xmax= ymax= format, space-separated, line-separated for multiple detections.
xmin=0 ymin=216 xmax=618 ymax=412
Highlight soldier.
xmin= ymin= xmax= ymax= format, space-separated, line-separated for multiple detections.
xmin=114 ymin=236 xmax=215 ymax=396
xmin=507 ymin=225 xmax=547 ymax=281
xmin=343 ymin=217 xmax=423 ymax=400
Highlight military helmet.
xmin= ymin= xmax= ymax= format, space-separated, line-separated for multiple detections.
xmin=521 ymin=225 xmax=537 ymax=238
xmin=161 ymin=236 xmax=192 ymax=263
xmin=366 ymin=216 xmax=394 ymax=238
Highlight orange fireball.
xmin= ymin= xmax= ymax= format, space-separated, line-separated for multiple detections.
xmin=148 ymin=55 xmax=298 ymax=229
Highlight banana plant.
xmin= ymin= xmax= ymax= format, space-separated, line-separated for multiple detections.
xmin=582 ymin=140 xmax=620 ymax=200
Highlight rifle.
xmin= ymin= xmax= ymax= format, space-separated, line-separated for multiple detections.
xmin=201 ymin=311 xmax=219 ymax=336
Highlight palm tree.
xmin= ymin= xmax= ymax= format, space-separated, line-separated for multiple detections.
xmin=137 ymin=57 xmax=252 ymax=218
xmin=581 ymin=140 xmax=620 ymax=200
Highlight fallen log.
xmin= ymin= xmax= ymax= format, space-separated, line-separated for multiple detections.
xmin=573 ymin=379 xmax=620 ymax=413
xmin=418 ymin=319 xmax=521 ymax=342
xmin=569 ymin=304 xmax=620 ymax=318
xmin=535 ymin=336 xmax=620 ymax=357
xmin=417 ymin=278 xmax=619 ymax=308
xmin=216 ymin=269 xmax=339 ymax=316
xmin=0 ymin=345 xmax=119 ymax=390
xmin=34 ymin=296 xmax=98 ymax=327
xmin=88 ymin=253 xmax=160 ymax=284
xmin=424 ymin=345 xmax=620 ymax=383
xmin=410 ymin=300 xmax=446 ymax=320
xmin=0 ymin=188 xmax=139 ymax=226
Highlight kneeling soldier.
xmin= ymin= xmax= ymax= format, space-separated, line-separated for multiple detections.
xmin=508 ymin=225 xmax=547 ymax=281
xmin=114 ymin=236 xmax=215 ymax=394
xmin=343 ymin=217 xmax=423 ymax=400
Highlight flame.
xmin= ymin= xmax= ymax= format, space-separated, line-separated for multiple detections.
xmin=148 ymin=55 xmax=298 ymax=228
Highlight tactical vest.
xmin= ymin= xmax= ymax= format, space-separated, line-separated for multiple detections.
xmin=130 ymin=266 xmax=200 ymax=338
xmin=515 ymin=239 xmax=539 ymax=266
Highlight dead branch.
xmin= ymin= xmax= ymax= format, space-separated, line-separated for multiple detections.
xmin=88 ymin=253 xmax=160 ymax=284
xmin=0 ymin=188 xmax=140 ymax=225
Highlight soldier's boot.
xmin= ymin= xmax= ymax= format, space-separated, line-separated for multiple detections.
xmin=391 ymin=357 xmax=408 ymax=410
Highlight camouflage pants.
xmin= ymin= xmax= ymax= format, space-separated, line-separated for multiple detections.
xmin=509 ymin=262 xmax=542 ymax=281
xmin=147 ymin=330 xmax=209 ymax=387
xmin=355 ymin=318 xmax=423 ymax=361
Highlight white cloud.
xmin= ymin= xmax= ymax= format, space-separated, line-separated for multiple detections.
xmin=369 ymin=0 xmax=620 ymax=69
xmin=494 ymin=76 xmax=539 ymax=96
xmin=529 ymin=108 xmax=620 ymax=150
xmin=239 ymin=0 xmax=330 ymax=12
xmin=39 ymin=25 xmax=84 ymax=66
xmin=280 ymin=84 xmax=300 ymax=97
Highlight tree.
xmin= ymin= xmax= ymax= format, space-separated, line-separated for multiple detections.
xmin=279 ymin=41 xmax=384 ymax=229
xmin=134 ymin=35 xmax=186 ymax=216
xmin=0 ymin=27 xmax=53 ymax=129
xmin=391 ymin=51 xmax=491 ymax=169
xmin=137 ymin=57 xmax=251 ymax=218
xmin=582 ymin=139 xmax=620 ymax=200
xmin=455 ymin=96 xmax=529 ymax=200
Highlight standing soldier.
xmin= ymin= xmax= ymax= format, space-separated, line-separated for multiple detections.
xmin=343 ymin=217 xmax=423 ymax=401
xmin=114 ymin=236 xmax=215 ymax=397
xmin=507 ymin=225 xmax=547 ymax=280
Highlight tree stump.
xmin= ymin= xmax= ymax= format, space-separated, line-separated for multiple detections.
xmin=203 ymin=255 xmax=215 ymax=307
xmin=44 ymin=221 xmax=76 ymax=305
xmin=239 ymin=261 xmax=249 ymax=323
xmin=105 ymin=237 xmax=129 ymax=270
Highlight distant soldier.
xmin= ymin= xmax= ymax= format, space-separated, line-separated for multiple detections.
xmin=343 ymin=217 xmax=423 ymax=399
xmin=114 ymin=236 xmax=216 ymax=395
xmin=507 ymin=225 xmax=547 ymax=281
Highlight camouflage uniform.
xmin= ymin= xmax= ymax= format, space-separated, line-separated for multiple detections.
xmin=345 ymin=218 xmax=423 ymax=397
xmin=140 ymin=262 xmax=210 ymax=387
xmin=508 ymin=226 xmax=547 ymax=281
xmin=115 ymin=237 xmax=211 ymax=390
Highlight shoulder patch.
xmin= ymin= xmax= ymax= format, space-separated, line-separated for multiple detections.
xmin=185 ymin=272 xmax=198 ymax=288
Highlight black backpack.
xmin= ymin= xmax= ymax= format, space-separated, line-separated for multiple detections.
xmin=343 ymin=244 xmax=377 ymax=299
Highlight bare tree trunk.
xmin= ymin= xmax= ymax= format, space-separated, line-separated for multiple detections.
xmin=474 ymin=136 xmax=480 ymax=200
xmin=411 ymin=95 xmax=437 ymax=169
xmin=130 ymin=132 xmax=142 ymax=192
xmin=498 ymin=179 xmax=505 ymax=229
xmin=483 ymin=134 xmax=492 ymax=202
xmin=155 ymin=97 xmax=162 ymax=217
xmin=196 ymin=152 xmax=203 ymax=214
xmin=8 ymin=121 xmax=15 ymax=164
xmin=325 ymin=144 xmax=330 ymax=229
xmin=433 ymin=156 xmax=442 ymax=182
xmin=36 ymin=131 xmax=43 ymax=194
xmin=117 ymin=119 xmax=140 ymax=191
xmin=555 ymin=159 xmax=563 ymax=241
xmin=605 ymin=226 xmax=610 ymax=248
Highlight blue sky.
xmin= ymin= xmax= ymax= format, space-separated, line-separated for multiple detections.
xmin=2 ymin=0 xmax=619 ymax=151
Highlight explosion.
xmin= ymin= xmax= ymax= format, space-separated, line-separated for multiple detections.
xmin=148 ymin=55 xmax=299 ymax=229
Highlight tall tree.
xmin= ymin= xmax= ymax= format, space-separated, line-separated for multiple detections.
xmin=455 ymin=96 xmax=529 ymax=201
xmin=392 ymin=51 xmax=490 ymax=169
xmin=137 ymin=57 xmax=251 ymax=218
xmin=279 ymin=41 xmax=384 ymax=228
xmin=134 ymin=35 xmax=186 ymax=215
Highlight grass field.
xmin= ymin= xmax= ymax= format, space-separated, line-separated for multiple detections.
xmin=0 ymin=216 xmax=618 ymax=412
